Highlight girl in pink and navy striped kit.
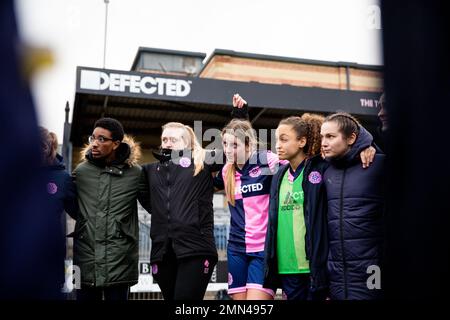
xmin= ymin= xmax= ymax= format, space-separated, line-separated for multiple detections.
xmin=215 ymin=117 xmax=287 ymax=300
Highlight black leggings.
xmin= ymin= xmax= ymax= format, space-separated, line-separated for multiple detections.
xmin=76 ymin=284 xmax=129 ymax=301
xmin=152 ymin=246 xmax=217 ymax=301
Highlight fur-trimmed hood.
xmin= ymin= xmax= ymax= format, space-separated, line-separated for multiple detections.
xmin=80 ymin=134 xmax=141 ymax=167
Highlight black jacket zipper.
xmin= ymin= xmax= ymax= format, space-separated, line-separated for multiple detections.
xmin=165 ymin=162 xmax=171 ymax=224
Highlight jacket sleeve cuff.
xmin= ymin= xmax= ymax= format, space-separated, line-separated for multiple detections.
xmin=231 ymin=103 xmax=249 ymax=120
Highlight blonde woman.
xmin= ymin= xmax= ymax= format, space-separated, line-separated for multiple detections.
xmin=138 ymin=100 xmax=247 ymax=301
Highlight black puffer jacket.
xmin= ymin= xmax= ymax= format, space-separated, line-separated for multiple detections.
xmin=138 ymin=149 xmax=222 ymax=263
xmin=138 ymin=105 xmax=248 ymax=263
xmin=324 ymin=127 xmax=385 ymax=300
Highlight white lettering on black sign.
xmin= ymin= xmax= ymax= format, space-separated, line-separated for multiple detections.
xmin=360 ymin=98 xmax=380 ymax=108
xmin=140 ymin=262 xmax=151 ymax=274
xmin=80 ymin=70 xmax=191 ymax=97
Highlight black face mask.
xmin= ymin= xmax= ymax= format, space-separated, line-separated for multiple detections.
xmin=152 ymin=148 xmax=192 ymax=163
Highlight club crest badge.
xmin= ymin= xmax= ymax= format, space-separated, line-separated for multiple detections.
xmin=308 ymin=171 xmax=322 ymax=184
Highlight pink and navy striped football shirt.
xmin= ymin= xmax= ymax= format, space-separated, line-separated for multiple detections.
xmin=215 ymin=150 xmax=287 ymax=253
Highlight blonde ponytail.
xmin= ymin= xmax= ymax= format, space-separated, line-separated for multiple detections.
xmin=184 ymin=125 xmax=205 ymax=176
xmin=225 ymin=164 xmax=236 ymax=206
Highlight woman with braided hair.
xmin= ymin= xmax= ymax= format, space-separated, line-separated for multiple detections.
xmin=263 ymin=114 xmax=330 ymax=300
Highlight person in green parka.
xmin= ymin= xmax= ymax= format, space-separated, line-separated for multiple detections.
xmin=71 ymin=117 xmax=142 ymax=301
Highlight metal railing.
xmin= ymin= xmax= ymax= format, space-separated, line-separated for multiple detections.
xmin=138 ymin=221 xmax=230 ymax=261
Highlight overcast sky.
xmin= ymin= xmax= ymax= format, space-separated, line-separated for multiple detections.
xmin=15 ymin=0 xmax=382 ymax=139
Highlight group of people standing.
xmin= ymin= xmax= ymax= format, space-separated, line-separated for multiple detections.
xmin=42 ymin=93 xmax=386 ymax=301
